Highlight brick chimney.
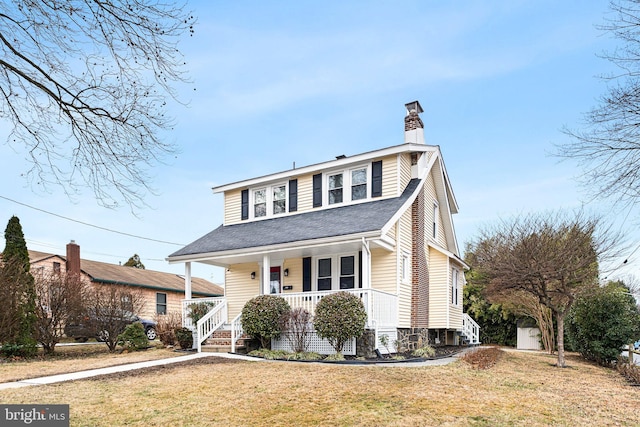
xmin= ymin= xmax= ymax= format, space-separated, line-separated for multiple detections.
xmin=404 ymin=100 xmax=425 ymax=144
xmin=66 ymin=240 xmax=81 ymax=278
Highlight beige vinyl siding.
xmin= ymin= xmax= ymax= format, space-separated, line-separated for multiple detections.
xmin=397 ymin=208 xmax=413 ymax=328
xmin=224 ymin=189 xmax=242 ymax=225
xmin=370 ymin=248 xmax=397 ymax=295
xmin=399 ymin=152 xmax=413 ymax=192
xmin=296 ymin=173 xmax=314 ymax=213
xmin=427 ymin=248 xmax=449 ymax=329
xmin=282 ymin=258 xmax=303 ymax=293
xmin=431 ymin=164 xmax=448 ymax=247
xmin=225 ymin=263 xmax=261 ymax=320
xmin=380 ymin=155 xmax=398 ymax=198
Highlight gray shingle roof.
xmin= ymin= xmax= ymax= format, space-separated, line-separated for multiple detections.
xmin=170 ymin=179 xmax=420 ymax=258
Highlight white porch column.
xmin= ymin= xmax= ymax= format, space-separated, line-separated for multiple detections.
xmin=262 ymin=254 xmax=271 ymax=295
xmin=361 ymin=238 xmax=371 ymax=288
xmin=185 ymin=262 xmax=192 ymax=300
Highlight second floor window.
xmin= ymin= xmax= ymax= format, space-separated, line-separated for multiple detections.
xmin=273 ymin=185 xmax=286 ymax=214
xmin=351 ymin=168 xmax=367 ymax=200
xmin=328 ymin=173 xmax=343 ymax=204
xmin=254 ymin=188 xmax=267 ymax=217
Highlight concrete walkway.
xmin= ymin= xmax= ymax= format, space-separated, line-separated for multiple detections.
xmin=0 ymin=349 xmax=471 ymax=390
xmin=0 ymin=352 xmax=257 ymax=390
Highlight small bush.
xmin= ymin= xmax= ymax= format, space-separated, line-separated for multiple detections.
xmin=412 ymin=345 xmax=435 ymax=358
xmin=174 ymin=327 xmax=193 ymax=350
xmin=241 ymin=295 xmax=291 ymax=349
xmin=117 ymin=322 xmax=149 ymax=351
xmin=155 ymin=312 xmax=182 ymax=346
xmin=187 ymin=301 xmax=216 ymax=324
xmin=461 ymin=347 xmax=503 ymax=369
xmin=314 ymin=291 xmax=367 ymax=355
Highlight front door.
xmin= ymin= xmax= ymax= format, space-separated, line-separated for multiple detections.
xmin=270 ymin=266 xmax=281 ymax=294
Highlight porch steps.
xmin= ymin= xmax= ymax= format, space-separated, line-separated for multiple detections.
xmin=201 ymin=329 xmax=251 ymax=354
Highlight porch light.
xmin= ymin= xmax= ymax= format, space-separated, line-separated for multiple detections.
xmin=251 ymin=271 xmax=256 ymax=280
xmin=284 ymin=268 xmax=289 ymax=277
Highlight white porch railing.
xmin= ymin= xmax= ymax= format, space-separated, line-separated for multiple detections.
xmin=182 ymin=297 xmax=226 ymax=329
xmin=462 ymin=313 xmax=481 ymax=345
xmin=280 ymin=289 xmax=398 ymax=328
xmin=195 ymin=300 xmax=228 ymax=353
xmin=231 ymin=313 xmax=243 ymax=353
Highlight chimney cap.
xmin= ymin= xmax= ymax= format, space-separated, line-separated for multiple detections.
xmin=405 ymin=100 xmax=424 ymax=115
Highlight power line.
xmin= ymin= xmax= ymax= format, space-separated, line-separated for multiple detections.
xmin=0 ymin=194 xmax=185 ymax=246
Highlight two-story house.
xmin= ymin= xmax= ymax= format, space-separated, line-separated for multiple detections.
xmin=168 ymin=101 xmax=479 ymax=354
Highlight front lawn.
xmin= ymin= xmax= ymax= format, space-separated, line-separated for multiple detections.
xmin=0 ymin=348 xmax=638 ymax=426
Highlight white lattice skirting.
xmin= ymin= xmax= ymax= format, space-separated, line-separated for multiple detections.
xmin=271 ymin=331 xmax=356 ymax=356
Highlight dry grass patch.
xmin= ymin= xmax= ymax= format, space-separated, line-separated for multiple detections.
xmin=0 ymin=343 xmax=179 ymax=383
xmin=0 ymin=350 xmax=638 ymax=426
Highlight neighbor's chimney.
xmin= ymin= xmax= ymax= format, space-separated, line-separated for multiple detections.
xmin=404 ymin=100 xmax=425 ymax=144
xmin=66 ymin=240 xmax=81 ymax=278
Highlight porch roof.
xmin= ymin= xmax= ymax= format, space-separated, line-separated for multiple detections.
xmin=168 ymin=179 xmax=420 ymax=261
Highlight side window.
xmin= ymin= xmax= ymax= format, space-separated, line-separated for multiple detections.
xmin=433 ymin=202 xmax=438 ymax=239
xmin=451 ymin=268 xmax=459 ymax=305
xmin=401 ymin=252 xmax=409 ymax=284
xmin=156 ymin=293 xmax=167 ymax=315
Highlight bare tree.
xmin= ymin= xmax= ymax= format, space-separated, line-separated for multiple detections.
xmin=34 ymin=270 xmax=88 ymax=354
xmin=0 ymin=1 xmax=194 ymax=209
xmin=86 ymin=285 xmax=145 ymax=352
xmin=469 ymin=211 xmax=621 ymax=367
xmin=559 ymin=0 xmax=640 ymax=209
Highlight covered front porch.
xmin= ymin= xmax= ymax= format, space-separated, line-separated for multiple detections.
xmin=181 ymin=287 xmax=398 ymax=354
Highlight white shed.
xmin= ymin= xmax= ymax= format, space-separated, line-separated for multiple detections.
xmin=516 ymin=319 xmax=542 ymax=351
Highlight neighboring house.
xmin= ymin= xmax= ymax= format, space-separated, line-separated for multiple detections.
xmin=168 ymin=101 xmax=480 ymax=354
xmin=29 ymin=241 xmax=223 ymax=320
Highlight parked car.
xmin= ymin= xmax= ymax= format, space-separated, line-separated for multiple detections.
xmin=65 ymin=310 xmax=157 ymax=342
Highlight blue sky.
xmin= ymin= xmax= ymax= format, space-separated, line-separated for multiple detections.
xmin=1 ymin=0 xmax=637 ymax=286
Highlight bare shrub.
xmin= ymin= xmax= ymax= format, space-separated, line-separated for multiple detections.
xmin=617 ymin=358 xmax=640 ymax=385
xmin=283 ymin=307 xmax=312 ymax=353
xmin=154 ymin=311 xmax=182 ymax=346
xmin=34 ymin=270 xmax=88 ymax=354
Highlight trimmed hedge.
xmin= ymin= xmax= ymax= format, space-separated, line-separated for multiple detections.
xmin=241 ymin=295 xmax=291 ymax=349
xmin=314 ymin=291 xmax=367 ymax=356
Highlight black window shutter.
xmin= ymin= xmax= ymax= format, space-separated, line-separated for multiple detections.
xmin=241 ymin=189 xmax=249 ymax=220
xmin=289 ymin=179 xmax=298 ymax=212
xmin=372 ymin=160 xmax=382 ymax=197
xmin=303 ymin=257 xmax=312 ymax=292
xmin=358 ymin=251 xmax=362 ymax=288
xmin=313 ymin=173 xmax=322 ymax=207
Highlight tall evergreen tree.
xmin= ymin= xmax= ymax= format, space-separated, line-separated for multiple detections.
xmin=1 ymin=216 xmax=37 ymax=356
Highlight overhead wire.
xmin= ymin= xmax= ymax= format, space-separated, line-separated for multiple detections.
xmin=0 ymin=194 xmax=186 ymax=246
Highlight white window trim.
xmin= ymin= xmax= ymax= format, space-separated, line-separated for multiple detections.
xmin=323 ymin=164 xmax=370 ymax=207
xmin=249 ymin=182 xmax=288 ymax=219
xmin=313 ymin=253 xmax=359 ymax=291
